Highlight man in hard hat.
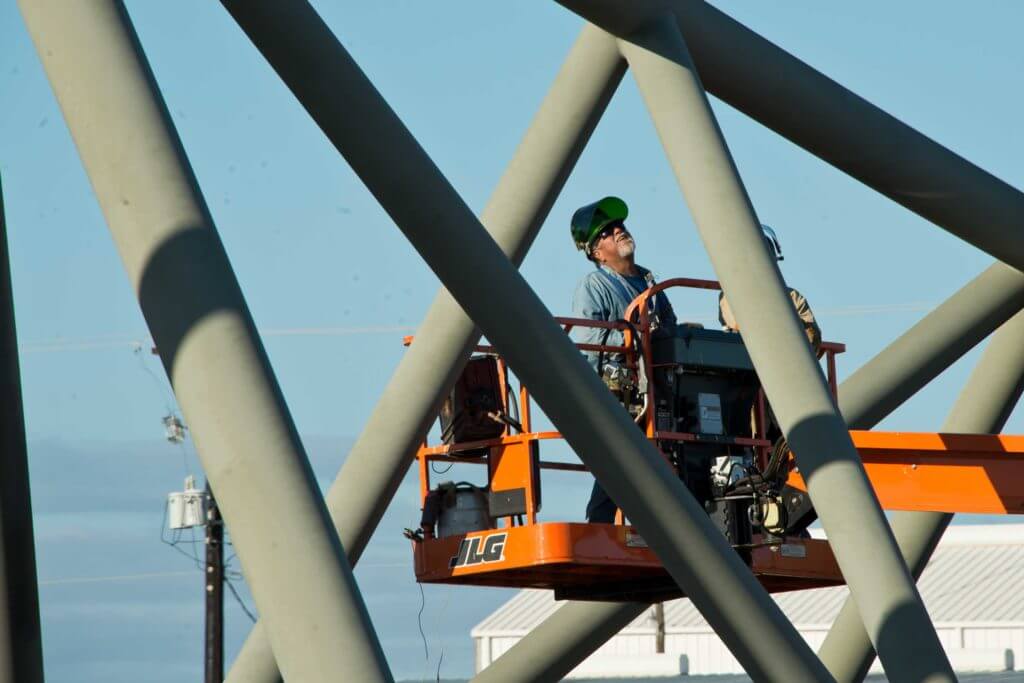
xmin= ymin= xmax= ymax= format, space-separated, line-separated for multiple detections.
xmin=717 ymin=224 xmax=821 ymax=353
xmin=570 ymin=196 xmax=676 ymax=523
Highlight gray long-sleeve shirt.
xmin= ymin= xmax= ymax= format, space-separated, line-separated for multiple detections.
xmin=571 ymin=264 xmax=676 ymax=370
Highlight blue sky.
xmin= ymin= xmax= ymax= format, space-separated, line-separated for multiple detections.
xmin=3 ymin=1 xmax=1024 ymax=680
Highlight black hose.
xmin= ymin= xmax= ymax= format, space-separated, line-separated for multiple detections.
xmin=763 ymin=436 xmax=790 ymax=481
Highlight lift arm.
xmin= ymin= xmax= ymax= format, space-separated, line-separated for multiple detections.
xmin=785 ymin=431 xmax=1024 ymax=515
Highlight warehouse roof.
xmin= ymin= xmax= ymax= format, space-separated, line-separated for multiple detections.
xmin=473 ymin=524 xmax=1024 ymax=636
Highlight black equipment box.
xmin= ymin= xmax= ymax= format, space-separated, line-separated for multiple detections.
xmin=651 ymin=326 xmax=754 ymax=372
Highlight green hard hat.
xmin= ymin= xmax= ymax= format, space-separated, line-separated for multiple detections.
xmin=570 ymin=196 xmax=628 ymax=252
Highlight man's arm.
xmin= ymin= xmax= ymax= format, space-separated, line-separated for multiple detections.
xmin=788 ymin=288 xmax=822 ymax=351
xmin=572 ymin=274 xmax=618 ymax=369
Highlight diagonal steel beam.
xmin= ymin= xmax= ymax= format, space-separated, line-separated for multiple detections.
xmin=819 ymin=308 xmax=1024 ymax=682
xmin=474 ymin=600 xmax=648 ymax=683
xmin=782 ymin=261 xmax=1024 ymax=529
xmin=224 ymin=24 xmax=627 ymax=683
xmin=475 ymin=600 xmax=646 ymax=683
xmin=671 ymin=0 xmax=1024 ymax=272
xmin=840 ymin=262 xmax=1024 ymax=429
xmin=0 ymin=176 xmax=45 ymax=683
xmin=17 ymin=2 xmax=392 ymax=681
xmin=474 ymin=258 xmax=1024 ymax=680
xmin=601 ymin=9 xmax=954 ymax=680
xmin=220 ymin=2 xmax=832 ymax=680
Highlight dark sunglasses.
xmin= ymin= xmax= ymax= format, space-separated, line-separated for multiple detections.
xmin=594 ymin=222 xmax=628 ymax=243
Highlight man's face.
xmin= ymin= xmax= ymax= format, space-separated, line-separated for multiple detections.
xmin=591 ymin=223 xmax=635 ymax=263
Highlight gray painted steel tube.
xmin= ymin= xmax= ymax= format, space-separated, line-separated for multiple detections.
xmin=224 ymin=25 xmax=627 ymax=683
xmin=820 ymin=309 xmax=1024 ymax=682
xmin=17 ymin=2 xmax=391 ymax=681
xmin=476 ymin=258 xmax=1024 ymax=681
xmin=475 ymin=4 xmax=1024 ymax=677
xmin=221 ymin=2 xmax=831 ymax=680
xmin=475 ymin=601 xmax=646 ymax=683
xmin=670 ymin=0 xmax=1024 ymax=271
xmin=0 ymin=177 xmax=44 ymax=683
xmin=840 ymin=261 xmax=1024 ymax=430
xmin=611 ymin=12 xmax=953 ymax=681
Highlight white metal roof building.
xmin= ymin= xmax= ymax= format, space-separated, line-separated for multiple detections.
xmin=472 ymin=525 xmax=1024 ymax=677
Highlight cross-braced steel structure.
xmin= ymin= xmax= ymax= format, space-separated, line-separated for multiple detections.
xmin=8 ymin=1 xmax=1024 ymax=682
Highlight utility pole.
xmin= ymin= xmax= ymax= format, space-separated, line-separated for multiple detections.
xmin=653 ymin=603 xmax=665 ymax=654
xmin=205 ymin=483 xmax=224 ymax=683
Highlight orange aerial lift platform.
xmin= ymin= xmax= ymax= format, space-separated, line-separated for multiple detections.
xmin=406 ymin=279 xmax=1024 ymax=602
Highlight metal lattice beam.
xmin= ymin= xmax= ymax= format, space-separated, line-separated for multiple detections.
xmin=18 ymin=2 xmax=392 ymax=681
xmin=219 ymin=1 xmax=834 ymax=679
xmin=0 ymin=175 xmax=44 ymax=683
xmin=13 ymin=0 xmax=1024 ymax=680
xmin=819 ymin=308 xmax=1024 ymax=681
xmin=597 ymin=9 xmax=954 ymax=680
xmin=225 ymin=23 xmax=627 ymax=683
xmin=673 ymin=0 xmax=1024 ymax=270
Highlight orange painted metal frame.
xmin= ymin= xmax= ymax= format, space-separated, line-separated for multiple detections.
xmin=786 ymin=431 xmax=1024 ymax=515
xmin=413 ymin=522 xmax=842 ymax=600
xmin=407 ymin=279 xmax=893 ymax=600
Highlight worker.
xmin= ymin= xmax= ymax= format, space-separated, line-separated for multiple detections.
xmin=719 ymin=224 xmax=820 ymax=445
xmin=718 ymin=224 xmax=821 ymax=353
xmin=570 ymin=196 xmax=676 ymax=523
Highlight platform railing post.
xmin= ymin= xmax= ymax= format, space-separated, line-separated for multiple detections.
xmin=0 ymin=176 xmax=45 ymax=683
xmin=17 ymin=2 xmax=391 ymax=681
xmin=602 ymin=9 xmax=954 ymax=681
xmin=220 ymin=2 xmax=833 ymax=680
xmin=819 ymin=307 xmax=1024 ymax=682
xmin=224 ymin=24 xmax=627 ymax=683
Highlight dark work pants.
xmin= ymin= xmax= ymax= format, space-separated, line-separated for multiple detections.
xmin=586 ymin=479 xmax=618 ymax=523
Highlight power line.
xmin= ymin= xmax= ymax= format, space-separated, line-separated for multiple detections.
xmin=38 ymin=570 xmax=195 ymax=586
xmin=18 ymin=324 xmax=418 ymax=354
xmin=16 ymin=303 xmax=940 ymax=356
xmin=225 ymin=577 xmax=257 ymax=623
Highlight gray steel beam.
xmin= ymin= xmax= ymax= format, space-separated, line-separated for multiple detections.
xmin=841 ymin=261 xmax=1024 ymax=430
xmin=17 ymin=2 xmax=391 ymax=681
xmin=475 ymin=257 xmax=1024 ymax=681
xmin=0 ymin=176 xmax=44 ymax=683
xmin=669 ymin=0 xmax=1024 ymax=271
xmin=475 ymin=601 xmax=646 ymax=683
xmin=479 ymin=5 xmax=1024 ymax=678
xmin=224 ymin=24 xmax=627 ymax=683
xmin=606 ymin=10 xmax=954 ymax=681
xmin=820 ymin=308 xmax=1024 ymax=682
xmin=221 ymin=2 xmax=831 ymax=680
xmin=787 ymin=261 xmax=1024 ymax=530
